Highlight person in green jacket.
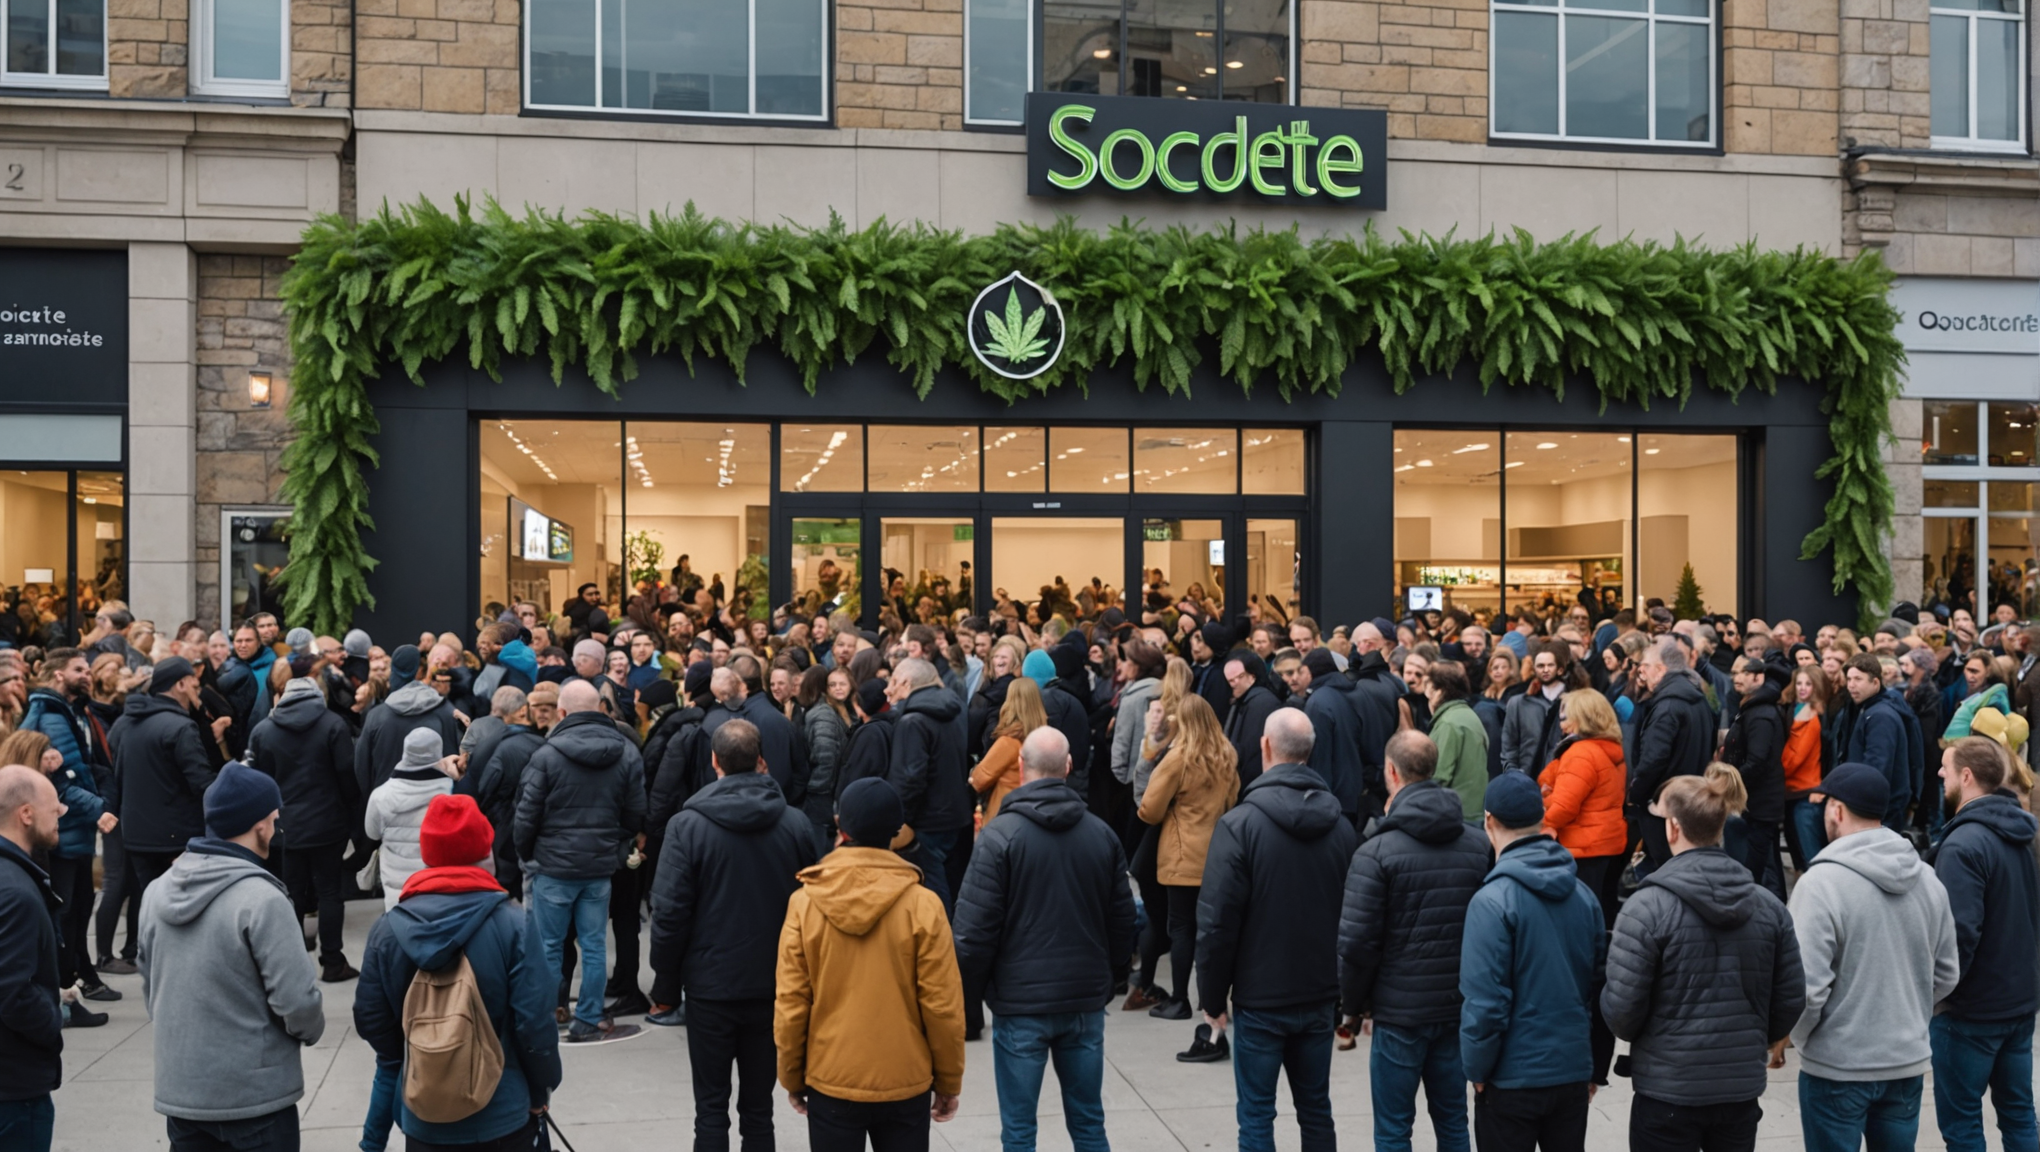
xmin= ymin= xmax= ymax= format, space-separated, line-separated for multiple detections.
xmin=1425 ymin=662 xmax=1490 ymax=821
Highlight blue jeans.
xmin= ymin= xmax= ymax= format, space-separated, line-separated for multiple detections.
xmin=1370 ymin=1020 xmax=1469 ymax=1152
xmin=1931 ymin=1014 xmax=2039 ymax=1152
xmin=531 ymin=873 xmax=613 ymax=1028
xmin=911 ymin=826 xmax=967 ymax=917
xmin=1233 ymin=1003 xmax=1337 ymax=1152
xmin=1798 ymin=1073 xmax=1922 ymax=1152
xmin=991 ymin=1011 xmax=1109 ymax=1152
xmin=1788 ymin=800 xmax=1827 ymax=870
xmin=360 ymin=1062 xmax=397 ymax=1151
xmin=0 ymin=1095 xmax=54 ymax=1152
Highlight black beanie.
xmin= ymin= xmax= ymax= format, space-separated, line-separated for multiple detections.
xmin=1303 ymin=647 xmax=1340 ymax=680
xmin=638 ymin=679 xmax=678 ymax=710
xmin=1199 ymin=621 xmax=1230 ymax=655
xmin=835 ymin=777 xmax=904 ymax=847
xmin=203 ymin=761 xmax=281 ymax=839
xmin=857 ymin=679 xmax=889 ymax=718
xmin=148 ymin=656 xmax=195 ymax=695
xmin=684 ymin=662 xmax=714 ymax=702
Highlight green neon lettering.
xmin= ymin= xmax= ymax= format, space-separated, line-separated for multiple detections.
xmin=1047 ymin=104 xmax=1099 ymax=190
xmin=1201 ymin=116 xmax=1249 ymax=194
xmin=1288 ymin=120 xmax=1318 ymax=197
xmin=1099 ymin=128 xmax=1157 ymax=191
xmin=1316 ymin=135 xmax=1363 ymax=199
xmin=1249 ymin=129 xmax=1288 ymax=196
xmin=1155 ymin=130 xmax=1201 ymax=193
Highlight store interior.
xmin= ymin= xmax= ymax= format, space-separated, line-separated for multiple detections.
xmin=0 ymin=469 xmax=125 ymax=628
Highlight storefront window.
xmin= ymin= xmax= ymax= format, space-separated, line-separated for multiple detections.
xmin=222 ymin=510 xmax=286 ymax=632
xmin=1134 ymin=428 xmax=1236 ymax=493
xmin=1987 ymin=481 xmax=2039 ymax=617
xmin=626 ymin=422 xmax=770 ymax=617
xmin=1246 ymin=517 xmax=1299 ymax=623
xmin=879 ymin=517 xmax=974 ymax=627
xmin=1393 ymin=430 xmax=1501 ymax=621
xmin=991 ymin=516 xmax=1120 ymax=623
xmin=1040 ymin=0 xmax=1290 ymax=104
xmin=1244 ymin=428 xmax=1306 ymax=495
xmin=1924 ymin=400 xmax=1981 ymax=465
xmin=76 ymin=470 xmax=123 ymax=614
xmin=1925 ymin=514 xmax=1980 ymax=617
xmin=1638 ymin=433 xmax=1737 ymax=617
xmin=1505 ymin=432 xmax=1630 ymax=620
xmin=869 ymin=426 xmax=980 ymax=492
xmin=1927 ymin=479 xmax=1981 ymax=507
xmin=477 ymin=419 xmax=622 ymax=620
xmin=1050 ymin=427 xmax=1130 ymax=492
xmin=1141 ymin=517 xmax=1224 ymax=617
xmin=781 ymin=425 xmax=863 ymax=492
xmin=1986 ymin=402 xmax=2039 ymax=467
xmin=790 ymin=517 xmax=859 ymax=617
xmin=985 ymin=427 xmax=1047 ymax=493
xmin=1 ymin=471 xmax=74 ymax=643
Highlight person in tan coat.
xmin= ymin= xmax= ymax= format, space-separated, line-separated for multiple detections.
xmin=776 ymin=776 xmax=966 ymax=1152
xmin=1137 ymin=693 xmax=1240 ymax=1021
xmin=970 ymin=678 xmax=1047 ymax=826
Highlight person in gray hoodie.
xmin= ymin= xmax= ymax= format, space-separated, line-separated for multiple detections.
xmin=138 ymin=761 xmax=323 ymax=1152
xmin=353 ymin=644 xmax=463 ymax=796
xmin=1784 ymin=763 xmax=1958 ymax=1152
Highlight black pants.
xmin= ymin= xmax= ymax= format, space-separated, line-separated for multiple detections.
xmin=405 ymin=1114 xmax=550 ymax=1151
xmin=608 ymin=865 xmax=643 ymax=998
xmin=1570 ymin=855 xmax=1624 ymax=931
xmin=166 ymin=1104 xmax=300 ymax=1152
xmin=687 ymin=998 xmax=777 ymax=1152
xmin=283 ymin=840 xmax=349 ymax=965
xmin=1736 ymin=820 xmax=1786 ymax=900
xmin=95 ymin=825 xmax=141 ymax=963
xmin=1473 ymin=1082 xmax=1589 ymax=1152
xmin=1129 ymin=823 xmax=1167 ymax=993
xmin=1628 ymin=1094 xmax=1761 ymax=1152
xmin=45 ymin=854 xmax=99 ymax=989
xmin=1163 ymin=883 xmax=1200 ymax=1006
xmin=804 ymin=1090 xmax=928 ymax=1152
xmin=131 ymin=850 xmax=180 ymax=890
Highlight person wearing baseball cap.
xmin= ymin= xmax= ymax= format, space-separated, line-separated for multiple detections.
xmin=107 ymin=656 xmax=216 ymax=892
xmin=1784 ymin=762 xmax=1959 ymax=1152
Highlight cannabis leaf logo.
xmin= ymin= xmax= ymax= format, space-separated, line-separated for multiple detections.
xmin=982 ymin=287 xmax=1051 ymax=364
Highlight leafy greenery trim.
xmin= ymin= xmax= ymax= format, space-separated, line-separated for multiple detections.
xmin=279 ymin=197 xmax=1903 ymax=634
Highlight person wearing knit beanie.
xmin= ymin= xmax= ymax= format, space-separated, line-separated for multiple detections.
xmin=417 ymin=793 xmax=494 ymax=871
xmin=203 ymin=761 xmax=282 ymax=841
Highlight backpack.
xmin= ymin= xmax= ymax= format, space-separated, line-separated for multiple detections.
xmin=400 ymin=951 xmax=504 ymax=1123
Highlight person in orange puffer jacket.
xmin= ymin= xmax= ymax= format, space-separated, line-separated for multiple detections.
xmin=1539 ymin=688 xmax=1630 ymax=929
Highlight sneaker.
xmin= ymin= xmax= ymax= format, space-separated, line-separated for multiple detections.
xmin=1176 ymin=1023 xmax=1229 ymax=1064
xmin=321 ymin=961 xmax=360 ymax=984
xmin=97 ymin=958 xmax=138 ymax=976
xmin=566 ymin=1019 xmax=643 ymax=1045
xmin=645 ymin=1004 xmax=686 ymax=1028
xmin=1148 ymin=998 xmax=1193 ymax=1021
xmin=80 ymin=983 xmax=121 ymax=1003
xmin=555 ymin=1006 xmax=571 ymax=1027
xmin=605 ymin=990 xmax=651 ymax=1018
xmin=1335 ymin=1023 xmax=1358 ymax=1052
xmin=1121 ymin=985 xmax=1163 ymax=1013
xmin=63 ymin=1001 xmax=108 ymax=1029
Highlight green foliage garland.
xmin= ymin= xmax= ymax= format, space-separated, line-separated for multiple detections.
xmin=279 ymin=197 xmax=1903 ymax=634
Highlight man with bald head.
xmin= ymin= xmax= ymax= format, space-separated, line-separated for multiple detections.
xmin=887 ymin=657 xmax=973 ymax=912
xmin=1196 ymin=707 xmax=1359 ymax=1145
xmin=514 ymin=677 xmax=647 ymax=1043
xmin=0 ymin=764 xmax=65 ymax=1150
xmin=954 ymin=727 xmax=1136 ymax=1152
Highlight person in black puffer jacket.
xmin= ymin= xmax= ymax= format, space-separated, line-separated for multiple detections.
xmin=649 ymin=718 xmax=818 ymax=1150
xmin=1719 ymin=656 xmax=1790 ymax=896
xmin=245 ymin=677 xmax=360 ymax=980
xmin=1602 ymin=765 xmax=1804 ymax=1152
xmin=1629 ymin=641 xmax=1717 ymax=868
xmin=0 ymin=768 xmax=66 ymax=1124
xmin=887 ymin=663 xmax=972 ymax=914
xmin=835 ymin=681 xmax=895 ymax=796
xmin=952 ymin=728 xmax=1137 ymax=1150
xmin=466 ymin=707 xmax=546 ymax=895
xmin=1347 ymin=645 xmax=1404 ymax=827
xmin=1337 ymin=730 xmax=1491 ymax=1152
xmin=107 ymin=659 xmax=217 ymax=886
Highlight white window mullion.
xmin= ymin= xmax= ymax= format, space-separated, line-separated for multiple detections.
xmin=748 ymin=0 xmax=758 ymax=116
xmin=1557 ymin=4 xmax=1569 ymax=138
xmin=1646 ymin=14 xmax=1657 ymax=141
xmin=1969 ymin=11 xmax=1980 ymax=140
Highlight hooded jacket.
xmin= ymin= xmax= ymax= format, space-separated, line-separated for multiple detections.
xmin=1538 ymin=735 xmax=1628 ymax=858
xmin=1429 ymin=697 xmax=1490 ymax=821
xmin=0 ymin=837 xmax=63 ymax=1101
xmin=467 ymin=723 xmax=545 ymax=873
xmin=775 ymin=847 xmax=965 ymax=1103
xmin=1630 ymin=672 xmax=1715 ymax=814
xmin=953 ymin=779 xmax=1137 ymax=1017
xmin=705 ymin=695 xmax=810 ymax=806
xmin=837 ymin=708 xmax=896 ymax=796
xmin=19 ymin=688 xmax=106 ymax=860
xmin=247 ymin=686 xmax=360 ymax=849
xmin=1195 ymin=763 xmax=1359 ymax=1015
xmin=108 ymin=692 xmax=217 ymax=854
xmin=1042 ymin=656 xmax=1095 ymax=799
xmin=513 ymin=710 xmax=647 ymax=880
xmin=1346 ymin=653 xmax=1402 ymax=815
xmin=1111 ymin=676 xmax=1160 ymax=786
xmin=1931 ymin=794 xmax=2040 ymax=1021
xmin=1787 ymin=827 xmax=1959 ymax=1081
xmin=366 ymin=767 xmax=455 ymax=908
xmin=650 ymin=771 xmax=818 ymax=1001
xmin=356 ymin=888 xmax=562 ymax=1145
xmin=1337 ymin=779 xmax=1492 ymax=1028
xmin=1302 ymin=673 xmax=1365 ymax=818
xmin=1601 ymin=847 xmax=1804 ymax=1106
xmin=647 ymin=704 xmax=711 ymax=838
xmin=1841 ymin=687 xmax=1926 ymax=830
xmin=1459 ymin=835 xmax=1605 ymax=1090
xmin=887 ymin=685 xmax=971 ymax=834
xmin=1720 ymin=678 xmax=1789 ymax=824
xmin=138 ymin=840 xmax=324 ymax=1121
xmin=1223 ymin=684 xmax=1283 ymax=789
xmin=355 ymin=680 xmax=463 ymax=796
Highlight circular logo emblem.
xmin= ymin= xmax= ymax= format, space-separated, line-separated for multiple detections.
xmin=968 ymin=272 xmax=1065 ymax=380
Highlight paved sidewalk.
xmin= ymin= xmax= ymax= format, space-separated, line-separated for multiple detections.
xmin=53 ymin=897 xmax=1994 ymax=1151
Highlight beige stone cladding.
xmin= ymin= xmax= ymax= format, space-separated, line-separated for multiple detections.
xmin=1844 ymin=153 xmax=2040 ymax=275
xmin=1297 ymin=0 xmax=1488 ymax=143
xmin=355 ymin=0 xmax=521 ymax=114
xmin=107 ymin=0 xmax=352 ymax=104
xmin=194 ymin=255 xmax=295 ymax=630
xmin=1837 ymin=0 xmax=1930 ymax=149
xmin=836 ymin=0 xmax=965 ymax=130
xmin=1723 ymin=0 xmax=1841 ymax=155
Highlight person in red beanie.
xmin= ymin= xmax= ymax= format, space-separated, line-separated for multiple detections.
xmin=353 ymin=794 xmax=563 ymax=1152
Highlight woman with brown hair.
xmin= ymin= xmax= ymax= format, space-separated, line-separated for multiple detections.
xmin=1783 ymin=663 xmax=1831 ymax=870
xmin=1135 ymin=693 xmax=1240 ymax=1021
xmin=971 ymin=677 xmax=1048 ymax=824
xmin=1122 ymin=655 xmax=1194 ymax=1012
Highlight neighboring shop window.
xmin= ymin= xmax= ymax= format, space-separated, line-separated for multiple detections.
xmin=222 ymin=510 xmax=288 ymax=632
xmin=1921 ymin=401 xmax=2040 ymax=619
xmin=967 ymin=0 xmax=1029 ymax=124
xmin=2 ymin=0 xmax=106 ymax=88
xmin=1930 ymin=0 xmax=2026 ymax=151
xmin=193 ymin=0 xmax=288 ymax=98
xmin=1490 ymin=0 xmax=1715 ymax=146
xmin=525 ymin=0 xmax=827 ymax=119
xmin=1038 ymin=0 xmax=1291 ymax=108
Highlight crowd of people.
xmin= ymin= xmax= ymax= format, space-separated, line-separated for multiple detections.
xmin=0 ymin=579 xmax=2035 ymax=1152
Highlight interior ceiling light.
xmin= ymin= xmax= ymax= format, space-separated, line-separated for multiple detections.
xmin=1203 ymin=66 xmax=1217 ymax=73
xmin=1451 ymin=443 xmax=1490 ymax=454
xmin=1225 ymin=59 xmax=1243 ymax=68
xmin=1093 ymin=47 xmax=1112 ymax=57
xmin=1505 ymin=461 xmax=1524 ymax=468
xmin=1645 ymin=448 xmax=1661 ymax=455
xmin=1536 ymin=442 xmax=1557 ymax=449
xmin=1617 ymin=435 xmax=1631 ymax=443
xmin=1415 ymin=459 xmax=1434 ymax=467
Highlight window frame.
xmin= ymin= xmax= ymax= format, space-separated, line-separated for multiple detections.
xmin=190 ymin=0 xmax=292 ymax=100
xmin=1921 ymin=400 xmax=2040 ymax=617
xmin=963 ymin=0 xmax=1035 ymax=127
xmin=1487 ymin=0 xmax=1718 ymax=150
xmin=0 ymin=0 xmax=109 ymax=90
xmin=1008 ymin=0 xmax=1298 ymax=129
xmin=520 ymin=0 xmax=832 ymax=122
xmin=1928 ymin=0 xmax=2028 ymax=154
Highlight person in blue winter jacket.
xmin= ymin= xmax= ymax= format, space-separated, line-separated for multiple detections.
xmin=1459 ymin=771 xmax=1606 ymax=1152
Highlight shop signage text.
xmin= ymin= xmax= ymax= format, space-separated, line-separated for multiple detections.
xmin=1890 ymin=277 xmax=2040 ymax=357
xmin=1026 ymin=93 xmax=1388 ymax=210
xmin=0 ymin=248 xmax=129 ymax=408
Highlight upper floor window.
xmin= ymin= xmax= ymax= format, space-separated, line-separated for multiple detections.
xmin=1930 ymin=0 xmax=2026 ymax=152
xmin=1490 ymin=0 xmax=1715 ymax=147
xmin=193 ymin=0 xmax=289 ymax=98
xmin=969 ymin=0 xmax=1293 ymax=127
xmin=525 ymin=0 xmax=827 ymax=120
xmin=2 ymin=0 xmax=105 ymax=89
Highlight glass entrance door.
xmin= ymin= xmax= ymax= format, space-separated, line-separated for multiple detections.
xmin=876 ymin=515 xmax=978 ymax=629
xmin=989 ymin=516 xmax=1123 ymax=625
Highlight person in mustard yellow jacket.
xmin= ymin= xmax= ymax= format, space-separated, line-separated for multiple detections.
xmin=776 ymin=777 xmax=966 ymax=1151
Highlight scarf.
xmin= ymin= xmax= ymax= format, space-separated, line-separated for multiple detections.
xmin=400 ymin=864 xmax=504 ymax=900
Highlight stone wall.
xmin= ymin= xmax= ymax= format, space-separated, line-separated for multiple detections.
xmin=1843 ymin=153 xmax=2040 ymax=272
xmin=1722 ymin=0 xmax=1840 ymax=156
xmin=1887 ymin=396 xmax=1923 ymax=606
xmin=1298 ymin=0 xmax=1488 ymax=142
xmin=1838 ymin=0 xmax=1929 ymax=149
xmin=193 ymin=255 xmax=295 ymax=631
xmin=107 ymin=0 xmax=352 ymax=103
xmin=836 ymin=0 xmax=964 ymax=129
xmin=355 ymin=0 xmax=521 ymax=113
xmin=292 ymin=0 xmax=354 ymax=107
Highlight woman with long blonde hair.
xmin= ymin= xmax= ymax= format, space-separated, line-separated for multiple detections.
xmin=1136 ymin=694 xmax=1240 ymax=1020
xmin=1123 ymin=654 xmax=1196 ymax=1012
xmin=971 ymin=677 xmax=1048 ymax=824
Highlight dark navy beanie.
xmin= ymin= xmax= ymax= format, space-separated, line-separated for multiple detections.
xmin=1484 ymin=770 xmax=1545 ymax=829
xmin=204 ymin=761 xmax=282 ymax=839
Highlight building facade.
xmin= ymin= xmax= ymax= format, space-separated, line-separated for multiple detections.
xmin=0 ymin=0 xmax=2032 ymax=637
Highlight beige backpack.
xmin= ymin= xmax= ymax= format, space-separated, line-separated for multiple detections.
xmin=400 ymin=952 xmax=505 ymax=1123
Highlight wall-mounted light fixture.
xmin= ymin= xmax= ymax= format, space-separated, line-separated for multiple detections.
xmin=248 ymin=371 xmax=273 ymax=408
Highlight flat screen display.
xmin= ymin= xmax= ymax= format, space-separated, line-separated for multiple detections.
xmin=520 ymin=504 xmax=549 ymax=560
